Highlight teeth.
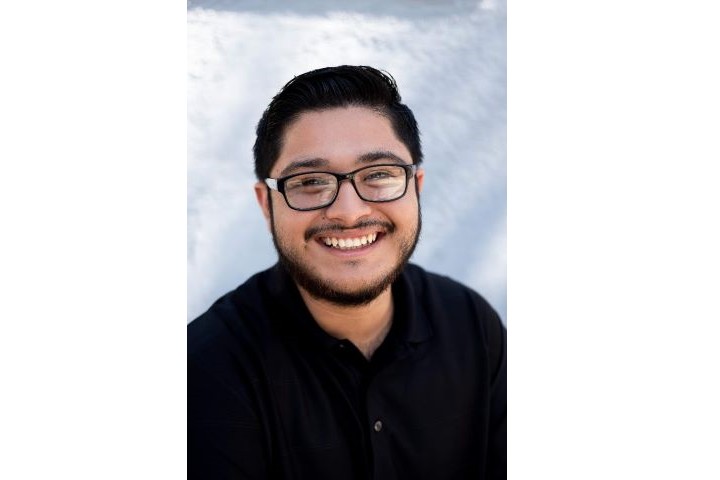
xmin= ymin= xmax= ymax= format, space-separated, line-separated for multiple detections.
xmin=322 ymin=233 xmax=381 ymax=250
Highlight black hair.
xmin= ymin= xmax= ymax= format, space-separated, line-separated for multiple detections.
xmin=253 ymin=65 xmax=423 ymax=180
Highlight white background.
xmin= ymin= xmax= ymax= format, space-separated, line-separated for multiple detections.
xmin=1 ymin=0 xmax=719 ymax=478
xmin=187 ymin=0 xmax=507 ymax=323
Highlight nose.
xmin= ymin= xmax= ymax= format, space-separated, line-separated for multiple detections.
xmin=324 ymin=180 xmax=372 ymax=224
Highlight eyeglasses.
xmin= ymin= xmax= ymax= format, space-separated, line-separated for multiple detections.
xmin=265 ymin=163 xmax=418 ymax=211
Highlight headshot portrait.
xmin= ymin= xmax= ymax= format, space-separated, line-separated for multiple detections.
xmin=5 ymin=0 xmax=714 ymax=478
xmin=188 ymin=1 xmax=506 ymax=478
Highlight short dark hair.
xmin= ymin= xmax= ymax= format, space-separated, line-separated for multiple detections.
xmin=253 ymin=65 xmax=423 ymax=180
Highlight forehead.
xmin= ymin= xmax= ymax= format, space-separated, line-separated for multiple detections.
xmin=272 ymin=106 xmax=412 ymax=177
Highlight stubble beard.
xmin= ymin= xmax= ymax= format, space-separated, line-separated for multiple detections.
xmin=269 ymin=198 xmax=422 ymax=307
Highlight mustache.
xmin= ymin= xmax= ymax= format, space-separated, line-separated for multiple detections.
xmin=305 ymin=219 xmax=395 ymax=242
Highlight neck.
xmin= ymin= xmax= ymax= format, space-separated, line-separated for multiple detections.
xmin=298 ymin=286 xmax=394 ymax=360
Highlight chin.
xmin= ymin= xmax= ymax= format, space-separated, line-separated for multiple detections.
xmin=318 ymin=273 xmax=389 ymax=297
xmin=282 ymin=257 xmax=396 ymax=306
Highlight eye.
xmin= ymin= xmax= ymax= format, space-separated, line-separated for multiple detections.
xmin=300 ymin=177 xmax=331 ymax=186
xmin=360 ymin=166 xmax=404 ymax=184
xmin=365 ymin=170 xmax=393 ymax=180
xmin=285 ymin=174 xmax=335 ymax=192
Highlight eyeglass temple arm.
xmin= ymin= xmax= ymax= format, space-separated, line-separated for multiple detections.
xmin=264 ymin=178 xmax=279 ymax=191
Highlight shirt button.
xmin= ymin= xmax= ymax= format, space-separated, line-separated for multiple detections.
xmin=373 ymin=420 xmax=383 ymax=432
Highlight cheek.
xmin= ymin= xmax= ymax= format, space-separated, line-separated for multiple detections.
xmin=386 ymin=202 xmax=419 ymax=227
xmin=273 ymin=210 xmax=314 ymax=245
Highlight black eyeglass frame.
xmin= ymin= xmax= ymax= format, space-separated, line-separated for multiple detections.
xmin=264 ymin=163 xmax=418 ymax=212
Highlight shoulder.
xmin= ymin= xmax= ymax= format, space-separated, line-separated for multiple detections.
xmin=188 ymin=269 xmax=274 ymax=376
xmin=403 ymin=263 xmax=501 ymax=322
xmin=403 ymin=263 xmax=505 ymax=373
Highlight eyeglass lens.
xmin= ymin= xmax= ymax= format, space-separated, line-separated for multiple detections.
xmin=284 ymin=165 xmax=408 ymax=210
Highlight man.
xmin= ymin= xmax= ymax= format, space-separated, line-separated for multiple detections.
xmin=188 ymin=65 xmax=506 ymax=479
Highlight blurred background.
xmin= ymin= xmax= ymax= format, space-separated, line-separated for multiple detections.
xmin=187 ymin=0 xmax=507 ymax=324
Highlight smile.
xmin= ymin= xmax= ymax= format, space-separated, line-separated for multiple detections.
xmin=321 ymin=233 xmax=379 ymax=250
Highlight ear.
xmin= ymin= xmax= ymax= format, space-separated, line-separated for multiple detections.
xmin=415 ymin=167 xmax=425 ymax=194
xmin=254 ymin=182 xmax=273 ymax=232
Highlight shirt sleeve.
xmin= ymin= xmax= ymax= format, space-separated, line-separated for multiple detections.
xmin=485 ymin=312 xmax=507 ymax=479
xmin=188 ymin=357 xmax=269 ymax=479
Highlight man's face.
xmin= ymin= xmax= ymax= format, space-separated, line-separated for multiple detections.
xmin=255 ymin=106 xmax=424 ymax=305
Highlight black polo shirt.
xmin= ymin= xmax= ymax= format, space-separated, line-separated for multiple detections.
xmin=188 ymin=263 xmax=506 ymax=479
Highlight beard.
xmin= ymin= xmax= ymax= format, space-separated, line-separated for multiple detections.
xmin=268 ymin=197 xmax=422 ymax=306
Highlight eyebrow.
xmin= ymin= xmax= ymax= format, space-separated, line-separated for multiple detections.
xmin=278 ymin=158 xmax=329 ymax=177
xmin=277 ymin=150 xmax=409 ymax=178
xmin=357 ymin=150 xmax=408 ymax=165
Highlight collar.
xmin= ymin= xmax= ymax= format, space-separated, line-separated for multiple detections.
xmin=263 ymin=263 xmax=433 ymax=352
